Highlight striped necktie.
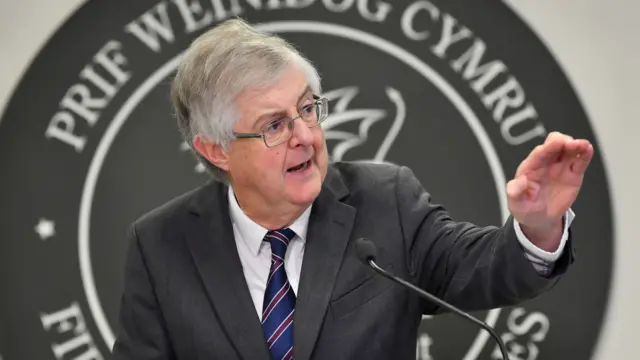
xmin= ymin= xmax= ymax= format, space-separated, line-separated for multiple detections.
xmin=262 ymin=228 xmax=297 ymax=360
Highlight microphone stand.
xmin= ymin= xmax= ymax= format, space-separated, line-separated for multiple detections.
xmin=367 ymin=259 xmax=510 ymax=360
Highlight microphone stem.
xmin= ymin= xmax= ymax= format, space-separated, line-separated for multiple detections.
xmin=368 ymin=260 xmax=510 ymax=360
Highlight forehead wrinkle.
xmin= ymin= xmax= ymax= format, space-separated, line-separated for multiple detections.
xmin=250 ymin=84 xmax=312 ymax=119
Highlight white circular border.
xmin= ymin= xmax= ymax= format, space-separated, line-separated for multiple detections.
xmin=79 ymin=21 xmax=510 ymax=358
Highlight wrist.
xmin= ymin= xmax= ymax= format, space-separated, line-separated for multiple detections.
xmin=520 ymin=218 xmax=564 ymax=252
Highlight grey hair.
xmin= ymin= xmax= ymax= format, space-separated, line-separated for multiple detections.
xmin=171 ymin=17 xmax=322 ymax=183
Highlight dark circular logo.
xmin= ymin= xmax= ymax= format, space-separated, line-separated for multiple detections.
xmin=0 ymin=1 xmax=613 ymax=359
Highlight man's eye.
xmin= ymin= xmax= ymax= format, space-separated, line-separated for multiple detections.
xmin=265 ymin=120 xmax=285 ymax=133
xmin=301 ymin=104 xmax=314 ymax=115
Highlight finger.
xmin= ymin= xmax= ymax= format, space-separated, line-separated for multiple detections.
xmin=545 ymin=131 xmax=572 ymax=144
xmin=559 ymin=139 xmax=583 ymax=163
xmin=561 ymin=138 xmax=586 ymax=157
xmin=545 ymin=132 xmax=575 ymax=166
xmin=506 ymin=176 xmax=529 ymax=200
xmin=559 ymin=139 xmax=590 ymax=165
xmin=516 ymin=138 xmax=565 ymax=176
xmin=571 ymin=142 xmax=594 ymax=174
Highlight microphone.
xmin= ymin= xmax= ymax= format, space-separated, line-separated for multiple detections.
xmin=354 ymin=237 xmax=510 ymax=360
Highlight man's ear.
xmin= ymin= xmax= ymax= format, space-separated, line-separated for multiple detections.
xmin=193 ymin=135 xmax=230 ymax=171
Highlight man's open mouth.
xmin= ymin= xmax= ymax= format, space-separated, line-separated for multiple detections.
xmin=287 ymin=160 xmax=311 ymax=172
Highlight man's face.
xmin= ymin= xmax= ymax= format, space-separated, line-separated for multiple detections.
xmin=224 ymin=66 xmax=329 ymax=211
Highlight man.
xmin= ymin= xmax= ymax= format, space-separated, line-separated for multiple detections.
xmin=111 ymin=18 xmax=592 ymax=360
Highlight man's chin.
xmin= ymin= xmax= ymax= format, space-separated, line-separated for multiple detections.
xmin=285 ymin=177 xmax=322 ymax=206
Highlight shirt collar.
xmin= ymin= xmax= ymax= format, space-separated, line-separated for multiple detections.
xmin=228 ymin=186 xmax=312 ymax=256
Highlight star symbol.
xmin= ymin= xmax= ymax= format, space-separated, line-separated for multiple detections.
xmin=35 ymin=218 xmax=56 ymax=240
xmin=179 ymin=141 xmax=207 ymax=174
xmin=195 ymin=162 xmax=206 ymax=173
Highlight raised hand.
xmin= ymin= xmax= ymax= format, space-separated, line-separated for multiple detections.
xmin=506 ymin=132 xmax=594 ymax=250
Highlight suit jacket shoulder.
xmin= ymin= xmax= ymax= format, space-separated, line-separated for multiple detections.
xmin=131 ymin=180 xmax=224 ymax=243
xmin=329 ymin=161 xmax=399 ymax=188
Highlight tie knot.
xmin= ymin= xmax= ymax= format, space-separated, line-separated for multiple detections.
xmin=264 ymin=228 xmax=296 ymax=259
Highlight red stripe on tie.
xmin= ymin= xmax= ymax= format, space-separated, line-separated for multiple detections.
xmin=267 ymin=310 xmax=294 ymax=346
xmin=269 ymin=231 xmax=291 ymax=246
xmin=282 ymin=346 xmax=294 ymax=360
xmin=262 ymin=282 xmax=289 ymax=321
xmin=267 ymin=261 xmax=283 ymax=284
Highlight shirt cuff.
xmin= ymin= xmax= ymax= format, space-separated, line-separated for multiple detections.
xmin=514 ymin=208 xmax=575 ymax=267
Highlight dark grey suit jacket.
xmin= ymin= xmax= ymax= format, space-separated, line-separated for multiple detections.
xmin=111 ymin=162 xmax=574 ymax=360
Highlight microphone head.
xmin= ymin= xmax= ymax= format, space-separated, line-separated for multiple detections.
xmin=354 ymin=238 xmax=377 ymax=264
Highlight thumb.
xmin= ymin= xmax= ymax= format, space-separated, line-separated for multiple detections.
xmin=506 ymin=176 xmax=529 ymax=200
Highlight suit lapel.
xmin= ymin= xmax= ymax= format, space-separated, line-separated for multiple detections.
xmin=184 ymin=181 xmax=271 ymax=360
xmin=294 ymin=168 xmax=356 ymax=360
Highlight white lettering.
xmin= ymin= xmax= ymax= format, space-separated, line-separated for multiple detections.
xmin=210 ymin=0 xmax=244 ymax=20
xmin=323 ymin=0 xmax=355 ymax=12
xmin=398 ymin=0 xmax=543 ymax=148
xmin=262 ymin=0 xmax=280 ymax=9
xmin=92 ymin=41 xmax=131 ymax=85
xmin=125 ymin=1 xmax=176 ymax=52
xmin=415 ymin=333 xmax=434 ymax=360
xmin=508 ymin=307 xmax=550 ymax=341
xmin=491 ymin=307 xmax=550 ymax=360
xmin=482 ymin=77 xmax=524 ymax=121
xmin=451 ymin=39 xmax=506 ymax=94
xmin=285 ymin=0 xmax=316 ymax=8
xmin=59 ymin=85 xmax=105 ymax=126
xmin=430 ymin=13 xmax=472 ymax=59
xmin=358 ymin=0 xmax=392 ymax=23
xmin=401 ymin=1 xmax=439 ymax=41
xmin=79 ymin=67 xmax=117 ymax=98
xmin=45 ymin=41 xmax=130 ymax=152
xmin=172 ymin=0 xmax=214 ymax=33
xmin=45 ymin=112 xmax=87 ymax=152
xmin=41 ymin=302 xmax=86 ymax=334
xmin=56 ymin=334 xmax=92 ymax=358
xmin=40 ymin=302 xmax=104 ymax=360
xmin=501 ymin=104 xmax=546 ymax=145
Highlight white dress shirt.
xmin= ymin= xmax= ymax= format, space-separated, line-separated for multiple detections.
xmin=227 ymin=186 xmax=574 ymax=319
xmin=228 ymin=186 xmax=312 ymax=319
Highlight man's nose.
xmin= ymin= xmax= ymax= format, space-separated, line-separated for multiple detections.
xmin=288 ymin=118 xmax=315 ymax=147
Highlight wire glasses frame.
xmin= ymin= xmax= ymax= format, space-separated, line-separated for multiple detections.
xmin=232 ymin=95 xmax=329 ymax=148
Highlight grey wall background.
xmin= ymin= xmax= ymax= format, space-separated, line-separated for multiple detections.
xmin=0 ymin=0 xmax=638 ymax=359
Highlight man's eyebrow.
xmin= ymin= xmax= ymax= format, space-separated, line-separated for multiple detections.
xmin=251 ymin=86 xmax=313 ymax=131
xmin=297 ymin=86 xmax=312 ymax=104
xmin=253 ymin=112 xmax=281 ymax=131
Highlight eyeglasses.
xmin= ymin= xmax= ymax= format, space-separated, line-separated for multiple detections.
xmin=232 ymin=95 xmax=329 ymax=148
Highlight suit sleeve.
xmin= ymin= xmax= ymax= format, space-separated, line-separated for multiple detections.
xmin=394 ymin=166 xmax=575 ymax=314
xmin=111 ymin=224 xmax=176 ymax=360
